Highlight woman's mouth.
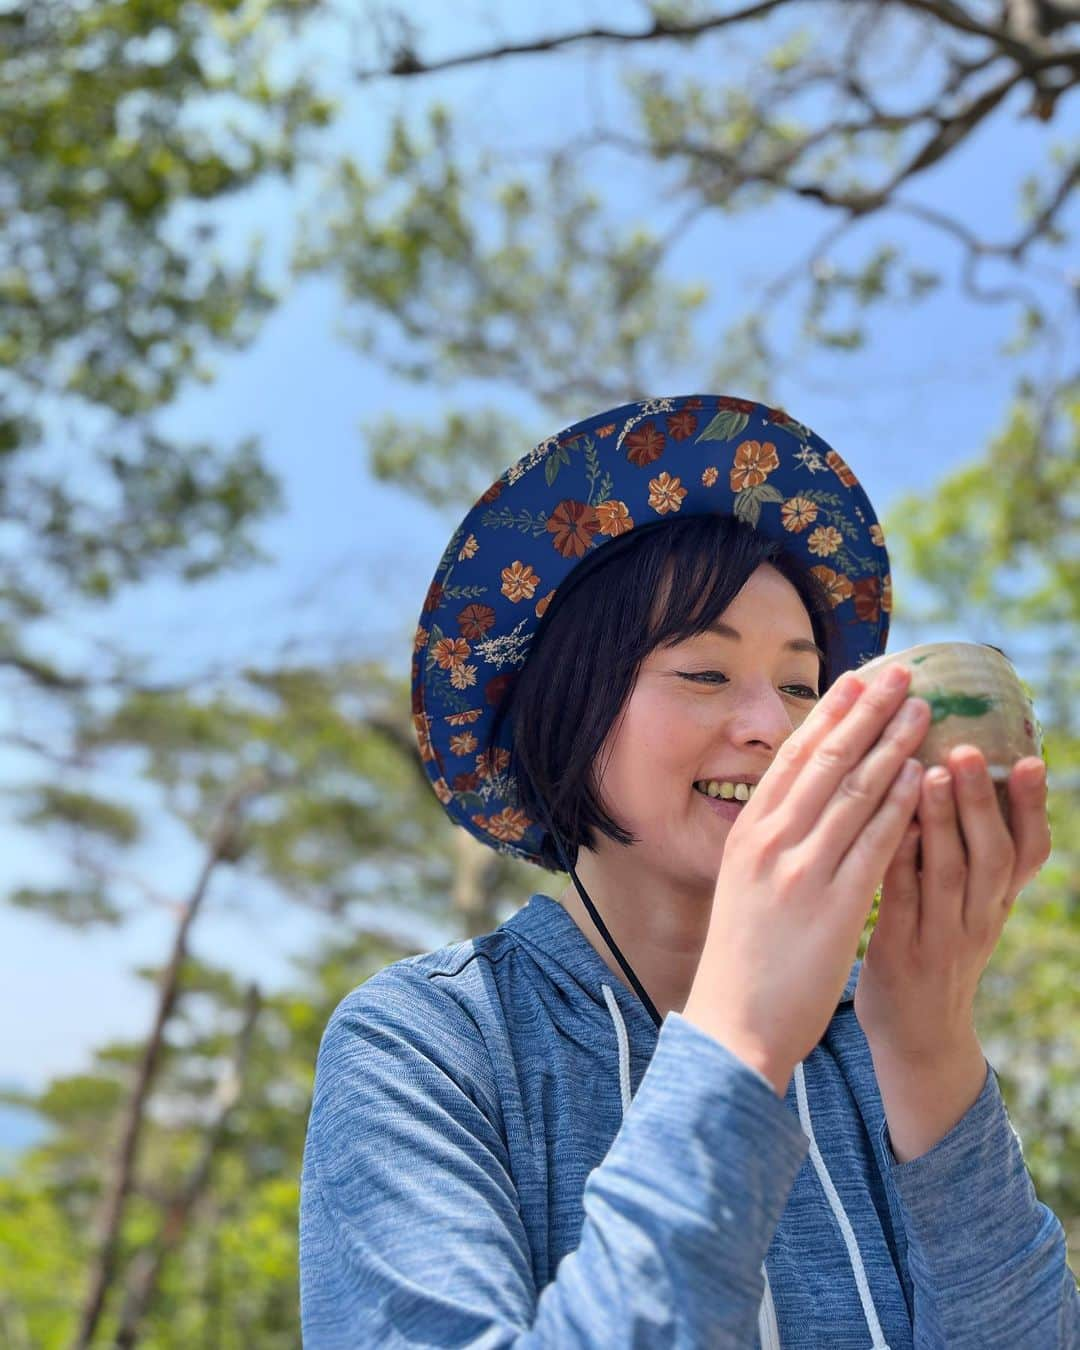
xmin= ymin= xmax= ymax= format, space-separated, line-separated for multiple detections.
xmin=692 ymin=781 xmax=751 ymax=822
xmin=695 ymin=793 xmax=745 ymax=822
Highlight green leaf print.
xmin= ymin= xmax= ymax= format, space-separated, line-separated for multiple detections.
xmin=544 ymin=443 xmax=571 ymax=488
xmin=698 ymin=410 xmax=750 ymax=442
xmin=442 ymin=584 xmax=488 ymax=600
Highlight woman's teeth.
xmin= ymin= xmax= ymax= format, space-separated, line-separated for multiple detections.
xmin=694 ymin=780 xmax=756 ymax=801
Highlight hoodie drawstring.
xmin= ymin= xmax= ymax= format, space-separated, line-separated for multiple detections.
xmin=601 ymin=984 xmax=891 ymax=1350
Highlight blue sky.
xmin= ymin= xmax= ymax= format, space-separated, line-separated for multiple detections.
xmin=2 ymin=2 xmax=1075 ymax=1092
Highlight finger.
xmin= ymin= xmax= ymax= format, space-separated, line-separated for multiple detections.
xmin=755 ymin=665 xmax=916 ymax=829
xmin=875 ymin=822 xmax=922 ymax=946
xmin=915 ymin=766 xmax=967 ymax=947
xmin=812 ymin=687 xmax=932 ymax=861
xmin=750 ymin=671 xmax=866 ymax=813
xmin=835 ymin=756 xmax=923 ymax=905
xmin=1006 ymin=757 xmax=1052 ymax=893
xmin=946 ymin=746 xmax=1015 ymax=932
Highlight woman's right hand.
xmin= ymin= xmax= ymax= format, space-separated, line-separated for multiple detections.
xmin=682 ymin=665 xmax=930 ymax=1095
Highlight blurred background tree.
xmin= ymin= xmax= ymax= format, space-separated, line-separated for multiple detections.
xmin=0 ymin=0 xmax=1076 ymax=1343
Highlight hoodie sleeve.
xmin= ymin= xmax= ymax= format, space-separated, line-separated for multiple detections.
xmin=299 ymin=972 xmax=810 ymax=1349
xmin=879 ymin=1059 xmax=1080 ymax=1349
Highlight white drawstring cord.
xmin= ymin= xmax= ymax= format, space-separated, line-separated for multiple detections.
xmin=794 ymin=1061 xmax=891 ymax=1350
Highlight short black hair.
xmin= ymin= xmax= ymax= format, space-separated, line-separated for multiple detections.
xmin=493 ymin=513 xmax=844 ymax=872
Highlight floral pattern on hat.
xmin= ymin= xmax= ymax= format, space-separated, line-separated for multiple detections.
xmin=413 ymin=394 xmax=892 ymax=866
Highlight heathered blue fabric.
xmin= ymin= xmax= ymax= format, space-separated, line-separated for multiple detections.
xmin=299 ymin=893 xmax=1079 ymax=1347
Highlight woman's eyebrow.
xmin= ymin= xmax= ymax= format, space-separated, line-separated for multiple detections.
xmin=704 ymin=619 xmax=824 ymax=661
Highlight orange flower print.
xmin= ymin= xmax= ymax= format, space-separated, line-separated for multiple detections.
xmin=486 ymin=807 xmax=531 ymax=843
xmin=423 ymin=581 xmax=444 ymax=614
xmin=719 ymin=397 xmax=756 ymax=414
xmin=547 ymin=500 xmax=600 ymax=558
xmin=413 ymin=624 xmax=428 ymax=653
xmin=432 ymin=777 xmax=453 ymax=805
xmin=648 ymin=472 xmax=687 ymax=515
xmin=536 ymin=589 xmax=556 ymax=618
xmin=807 ymin=525 xmax=844 ymax=557
xmin=826 ymin=450 xmax=857 ymax=487
xmin=479 ymin=480 xmax=503 ymax=505
xmin=763 ymin=404 xmax=794 ymax=425
xmin=730 ymin=440 xmax=780 ymax=492
xmin=457 ymin=603 xmax=496 ymax=639
xmin=882 ymin=572 xmax=893 ymax=614
xmin=701 ymin=466 xmax=719 ymax=487
xmin=434 ymin=636 xmax=471 ymax=669
xmin=501 ymin=560 xmax=541 ymax=601
xmin=413 ymin=712 xmax=435 ymax=762
xmin=595 ymin=423 xmax=616 ymax=438
xmin=870 ymin=523 xmax=884 ymax=547
xmin=453 ymin=770 xmax=480 ymax=792
xmin=595 ymin=499 xmax=634 ymax=536
xmin=624 ymin=421 xmax=665 ymax=467
xmin=666 ymin=410 xmax=697 ymax=440
xmin=446 ymin=708 xmax=483 ymax=726
xmin=476 ymin=747 xmax=511 ymax=780
xmin=450 ymin=663 xmax=478 ymax=690
xmin=449 ymin=731 xmax=479 ymax=757
xmin=458 ymin=533 xmax=479 ymax=561
xmin=810 ymin=565 xmax=855 ymax=608
xmin=780 ymin=497 xmax=818 ymax=532
xmin=852 ymin=576 xmax=884 ymax=623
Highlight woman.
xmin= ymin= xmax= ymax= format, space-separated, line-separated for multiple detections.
xmin=300 ymin=395 xmax=1076 ymax=1347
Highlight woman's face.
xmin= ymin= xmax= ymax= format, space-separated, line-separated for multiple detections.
xmin=591 ymin=563 xmax=824 ymax=893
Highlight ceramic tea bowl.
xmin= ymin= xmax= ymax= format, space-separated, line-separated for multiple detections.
xmin=856 ymin=642 xmax=1044 ymax=832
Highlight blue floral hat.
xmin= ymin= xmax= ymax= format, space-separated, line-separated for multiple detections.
xmin=411 ymin=394 xmax=892 ymax=866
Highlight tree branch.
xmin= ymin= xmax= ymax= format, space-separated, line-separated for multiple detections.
xmin=358 ymin=0 xmax=1079 ymax=84
xmin=355 ymin=0 xmax=792 ymax=80
xmin=70 ymin=774 xmax=270 ymax=1350
xmin=112 ymin=983 xmax=262 ymax=1350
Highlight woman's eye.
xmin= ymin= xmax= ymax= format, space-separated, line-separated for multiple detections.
xmin=681 ymin=672 xmax=819 ymax=700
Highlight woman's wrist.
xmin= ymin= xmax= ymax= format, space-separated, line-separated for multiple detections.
xmin=680 ymin=997 xmax=793 ymax=1098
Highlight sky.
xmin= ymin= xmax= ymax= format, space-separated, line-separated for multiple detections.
xmin=2 ymin=1 xmax=1076 ymax=1096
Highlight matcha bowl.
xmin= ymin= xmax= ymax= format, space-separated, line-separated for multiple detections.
xmin=856 ymin=642 xmax=1044 ymax=831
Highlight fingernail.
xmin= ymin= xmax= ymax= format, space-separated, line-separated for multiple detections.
xmin=898 ymin=698 xmax=926 ymax=726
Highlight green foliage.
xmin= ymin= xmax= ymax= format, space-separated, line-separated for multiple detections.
xmin=0 ymin=934 xmax=410 ymax=1344
xmin=884 ymin=382 xmax=1080 ymax=627
xmin=17 ymin=785 xmax=140 ymax=844
xmin=366 ymin=407 xmax=535 ymax=513
xmin=0 ymin=0 xmax=333 ymax=640
xmin=295 ymin=109 xmax=707 ymax=419
xmin=9 ymin=884 xmax=124 ymax=928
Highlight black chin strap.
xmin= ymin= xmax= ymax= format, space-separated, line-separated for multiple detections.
xmin=533 ymin=801 xmax=663 ymax=1031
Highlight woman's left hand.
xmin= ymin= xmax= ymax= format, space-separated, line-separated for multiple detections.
xmin=854 ymin=746 xmax=1052 ymax=1060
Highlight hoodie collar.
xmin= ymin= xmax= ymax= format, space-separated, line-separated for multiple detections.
xmin=503 ymin=892 xmax=862 ymax=1026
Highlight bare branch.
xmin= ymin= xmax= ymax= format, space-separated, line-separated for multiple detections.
xmin=355 ymin=0 xmax=792 ymax=80
xmin=358 ymin=0 xmax=1080 ymax=84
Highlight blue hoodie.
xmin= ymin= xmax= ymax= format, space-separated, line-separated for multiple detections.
xmin=299 ymin=892 xmax=1079 ymax=1347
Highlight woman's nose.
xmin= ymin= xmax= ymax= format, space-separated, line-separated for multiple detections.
xmin=726 ymin=688 xmax=798 ymax=746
